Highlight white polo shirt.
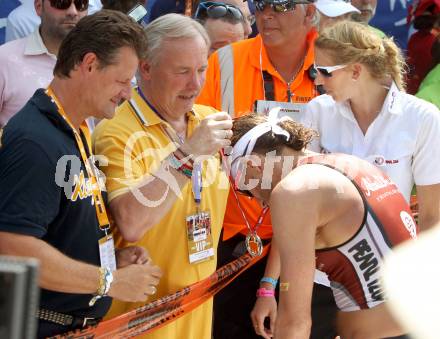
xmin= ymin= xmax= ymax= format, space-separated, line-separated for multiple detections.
xmin=304 ymin=82 xmax=440 ymax=202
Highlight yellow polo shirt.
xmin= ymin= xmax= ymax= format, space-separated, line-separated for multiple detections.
xmin=93 ymin=89 xmax=229 ymax=338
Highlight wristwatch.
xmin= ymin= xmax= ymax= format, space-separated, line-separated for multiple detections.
xmin=89 ymin=267 xmax=113 ymax=306
xmin=102 ymin=267 xmax=113 ymax=296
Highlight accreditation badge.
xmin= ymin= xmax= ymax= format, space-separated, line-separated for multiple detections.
xmin=186 ymin=211 xmax=214 ymax=264
xmin=255 ymin=100 xmax=306 ymax=121
xmin=99 ymin=233 xmax=117 ymax=272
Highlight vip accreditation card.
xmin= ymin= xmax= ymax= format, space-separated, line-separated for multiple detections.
xmin=186 ymin=211 xmax=214 ymax=264
xmin=98 ymin=233 xmax=117 ymax=272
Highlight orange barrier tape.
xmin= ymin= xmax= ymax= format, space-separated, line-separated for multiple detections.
xmin=49 ymin=245 xmax=269 ymax=339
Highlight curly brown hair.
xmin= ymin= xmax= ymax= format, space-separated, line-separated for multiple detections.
xmin=231 ymin=113 xmax=318 ymax=154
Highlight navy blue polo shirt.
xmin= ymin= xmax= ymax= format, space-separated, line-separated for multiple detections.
xmin=0 ymin=89 xmax=111 ymax=326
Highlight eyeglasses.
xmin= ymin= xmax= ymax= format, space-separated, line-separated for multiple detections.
xmin=194 ymin=1 xmax=244 ymax=21
xmin=254 ymin=0 xmax=310 ymax=13
xmin=49 ymin=0 xmax=89 ymax=11
xmin=314 ymin=64 xmax=347 ymax=77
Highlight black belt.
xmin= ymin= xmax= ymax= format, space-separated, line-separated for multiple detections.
xmin=37 ymin=309 xmax=101 ymax=328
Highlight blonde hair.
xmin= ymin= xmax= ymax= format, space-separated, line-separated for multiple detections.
xmin=315 ymin=21 xmax=406 ymax=90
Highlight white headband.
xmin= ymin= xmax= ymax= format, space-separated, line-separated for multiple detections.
xmin=230 ymin=108 xmax=292 ymax=180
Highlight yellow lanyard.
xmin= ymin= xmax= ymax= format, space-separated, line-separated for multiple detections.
xmin=46 ymin=87 xmax=110 ymax=231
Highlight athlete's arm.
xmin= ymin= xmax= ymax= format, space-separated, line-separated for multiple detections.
xmin=416 ymin=184 xmax=440 ymax=231
xmin=262 ymin=241 xmax=281 ymax=282
xmin=269 ymin=179 xmax=322 ymax=339
xmin=251 ymin=241 xmax=281 ymax=339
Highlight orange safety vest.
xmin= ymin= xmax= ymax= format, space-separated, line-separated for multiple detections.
xmin=197 ymin=30 xmax=319 ymax=240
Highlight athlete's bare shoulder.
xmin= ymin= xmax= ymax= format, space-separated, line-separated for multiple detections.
xmin=271 ymin=164 xmax=362 ymax=228
xmin=275 ymin=163 xmax=353 ymax=197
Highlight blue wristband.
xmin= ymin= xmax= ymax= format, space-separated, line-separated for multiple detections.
xmin=260 ymin=277 xmax=278 ymax=288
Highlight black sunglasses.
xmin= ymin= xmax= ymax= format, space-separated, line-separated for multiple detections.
xmin=49 ymin=0 xmax=89 ymax=11
xmin=194 ymin=1 xmax=244 ymax=21
xmin=254 ymin=0 xmax=309 ymax=13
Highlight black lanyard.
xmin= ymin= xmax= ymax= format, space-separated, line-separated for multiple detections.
xmin=259 ymin=65 xmax=325 ymax=105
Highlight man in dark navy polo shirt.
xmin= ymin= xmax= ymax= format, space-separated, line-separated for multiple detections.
xmin=0 ymin=10 xmax=162 ymax=338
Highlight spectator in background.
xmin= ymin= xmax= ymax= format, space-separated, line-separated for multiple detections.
xmin=148 ymin=0 xmax=254 ymax=37
xmin=0 ymin=0 xmax=89 ymax=128
xmin=315 ymin=0 xmax=360 ymax=31
xmin=350 ymin=0 xmax=385 ymax=37
xmin=5 ymin=0 xmax=102 ymax=42
xmin=417 ymin=34 xmax=440 ymax=107
xmin=227 ymin=0 xmax=254 ymax=37
xmin=406 ymin=0 xmax=440 ymax=94
xmin=194 ymin=1 xmax=245 ymax=55
xmin=350 ymin=0 xmax=376 ymax=23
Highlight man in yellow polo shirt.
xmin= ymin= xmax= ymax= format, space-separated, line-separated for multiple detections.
xmin=93 ymin=14 xmax=232 ymax=338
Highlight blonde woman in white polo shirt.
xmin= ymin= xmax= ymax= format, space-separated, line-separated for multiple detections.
xmin=305 ymin=20 xmax=440 ymax=231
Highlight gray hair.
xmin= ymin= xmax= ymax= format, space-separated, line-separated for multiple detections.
xmin=144 ymin=13 xmax=211 ymax=65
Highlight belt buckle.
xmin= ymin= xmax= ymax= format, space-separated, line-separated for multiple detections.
xmin=82 ymin=317 xmax=96 ymax=327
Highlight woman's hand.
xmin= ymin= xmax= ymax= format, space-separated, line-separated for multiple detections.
xmin=250 ymin=296 xmax=277 ymax=339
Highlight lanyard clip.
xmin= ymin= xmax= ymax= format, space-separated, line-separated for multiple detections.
xmin=192 ymin=163 xmax=203 ymax=206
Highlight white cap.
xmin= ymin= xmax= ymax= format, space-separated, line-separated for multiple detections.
xmin=315 ymin=0 xmax=360 ymax=17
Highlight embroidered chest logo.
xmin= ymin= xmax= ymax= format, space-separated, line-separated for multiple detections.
xmin=71 ymin=170 xmax=94 ymax=202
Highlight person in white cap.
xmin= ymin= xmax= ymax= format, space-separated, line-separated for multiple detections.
xmin=315 ymin=0 xmax=360 ymax=30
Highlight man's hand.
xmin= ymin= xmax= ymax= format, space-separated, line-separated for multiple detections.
xmin=180 ymin=112 xmax=232 ymax=158
xmin=109 ymin=262 xmax=162 ymax=302
xmin=116 ymin=246 xmax=150 ymax=268
xmin=251 ymin=296 xmax=277 ymax=339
